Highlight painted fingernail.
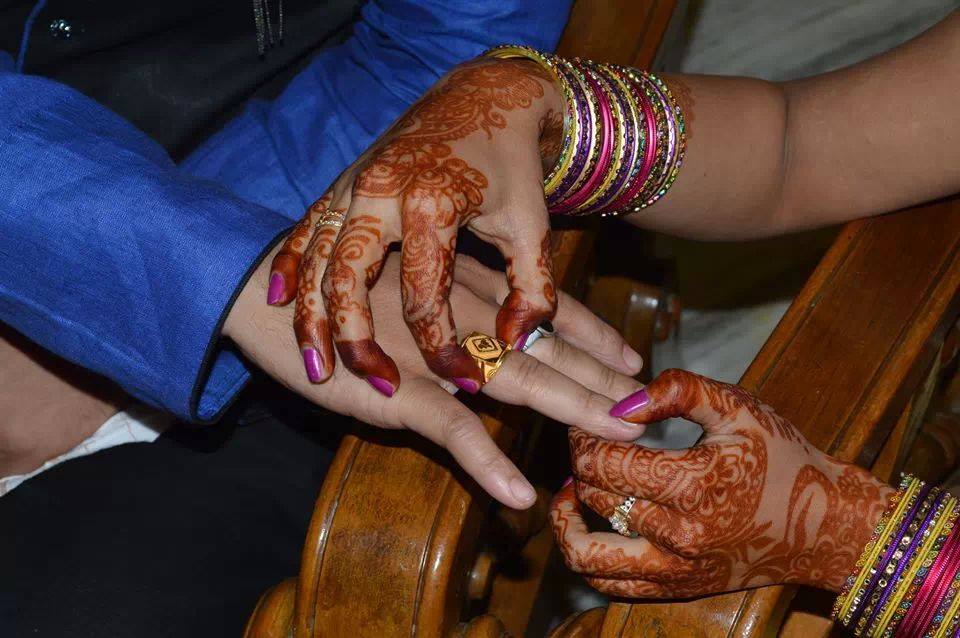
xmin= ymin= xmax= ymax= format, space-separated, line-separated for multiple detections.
xmin=622 ymin=344 xmax=643 ymax=371
xmin=609 ymin=389 xmax=650 ymax=418
xmin=561 ymin=475 xmax=574 ymax=489
xmin=509 ymin=477 xmax=537 ymax=505
xmin=513 ymin=332 xmax=531 ymax=351
xmin=302 ymin=348 xmax=324 ymax=383
xmin=453 ymin=377 xmax=481 ymax=394
xmin=366 ymin=376 xmax=396 ymax=398
xmin=267 ymin=273 xmax=285 ymax=305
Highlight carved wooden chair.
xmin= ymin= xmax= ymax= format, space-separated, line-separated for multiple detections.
xmin=244 ymin=1 xmax=685 ymax=636
xmin=549 ymin=200 xmax=960 ymax=636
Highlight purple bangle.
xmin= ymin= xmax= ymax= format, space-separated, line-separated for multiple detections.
xmin=849 ymin=483 xmax=933 ymax=629
xmin=588 ymin=63 xmax=642 ymax=215
xmin=602 ymin=68 xmax=657 ymax=214
xmin=553 ymin=63 xmax=616 ymax=214
xmin=867 ymin=489 xmax=945 ymax=632
xmin=547 ymin=60 xmax=595 ymax=210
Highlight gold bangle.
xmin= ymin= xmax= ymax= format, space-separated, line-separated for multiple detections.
xmin=483 ymin=45 xmax=576 ymax=194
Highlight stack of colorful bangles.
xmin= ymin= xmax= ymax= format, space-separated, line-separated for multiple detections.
xmin=484 ymin=45 xmax=686 ymax=217
xmin=833 ymin=475 xmax=960 ymax=637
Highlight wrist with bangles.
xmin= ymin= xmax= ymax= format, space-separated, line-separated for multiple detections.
xmin=484 ymin=44 xmax=687 ymax=218
xmin=833 ymin=474 xmax=960 ymax=637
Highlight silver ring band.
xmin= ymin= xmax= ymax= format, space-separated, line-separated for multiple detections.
xmin=519 ymin=320 xmax=556 ymax=353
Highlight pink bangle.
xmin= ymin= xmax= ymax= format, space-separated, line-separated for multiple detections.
xmin=552 ymin=64 xmax=616 ymax=214
xmin=901 ymin=525 xmax=960 ymax=637
xmin=601 ymin=68 xmax=657 ymax=214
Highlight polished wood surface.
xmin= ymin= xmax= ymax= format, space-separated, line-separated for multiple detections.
xmin=246 ymin=2 xmax=680 ymax=636
xmin=593 ymin=200 xmax=960 ymax=636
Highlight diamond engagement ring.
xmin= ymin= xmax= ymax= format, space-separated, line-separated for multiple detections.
xmin=609 ymin=496 xmax=637 ymax=537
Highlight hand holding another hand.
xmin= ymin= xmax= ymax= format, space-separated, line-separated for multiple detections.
xmin=227 ymin=247 xmax=643 ymax=509
xmin=266 ymin=57 xmax=565 ymax=395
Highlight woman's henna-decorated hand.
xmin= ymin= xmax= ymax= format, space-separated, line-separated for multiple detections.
xmin=551 ymin=369 xmax=895 ymax=597
xmin=266 ymin=58 xmax=580 ymax=395
xmin=228 ymin=246 xmax=646 ymax=509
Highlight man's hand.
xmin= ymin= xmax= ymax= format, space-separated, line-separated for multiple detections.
xmin=225 ymin=245 xmax=644 ymax=509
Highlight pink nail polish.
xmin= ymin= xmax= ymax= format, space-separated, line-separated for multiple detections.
xmin=302 ymin=348 xmax=324 ymax=383
xmin=513 ymin=332 xmax=531 ymax=351
xmin=267 ymin=273 xmax=285 ymax=305
xmin=453 ymin=377 xmax=481 ymax=394
xmin=367 ymin=376 xmax=395 ymax=397
xmin=561 ymin=476 xmax=574 ymax=489
xmin=609 ymin=389 xmax=650 ymax=418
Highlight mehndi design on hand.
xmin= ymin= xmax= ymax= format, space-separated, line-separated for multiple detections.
xmin=552 ymin=369 xmax=892 ymax=598
xmin=268 ymin=59 xmax=561 ymax=394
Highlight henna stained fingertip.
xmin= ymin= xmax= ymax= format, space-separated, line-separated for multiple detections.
xmin=609 ymin=389 xmax=650 ymax=418
xmin=421 ymin=343 xmax=485 ymax=388
xmin=335 ymin=338 xmax=402 ymax=390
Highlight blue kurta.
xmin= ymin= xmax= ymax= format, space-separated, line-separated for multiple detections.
xmin=0 ymin=0 xmax=571 ymax=421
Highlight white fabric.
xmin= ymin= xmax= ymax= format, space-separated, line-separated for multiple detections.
xmin=0 ymin=405 xmax=169 ymax=496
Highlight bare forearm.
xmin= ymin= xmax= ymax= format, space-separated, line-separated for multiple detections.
xmin=625 ymin=10 xmax=960 ymax=239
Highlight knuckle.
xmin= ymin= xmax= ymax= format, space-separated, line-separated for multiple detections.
xmin=511 ymin=353 xmax=545 ymax=391
xmin=580 ymin=387 xmax=611 ymax=417
xmin=596 ymin=364 xmax=622 ymax=393
xmin=440 ymin=410 xmax=478 ymax=447
xmin=595 ymin=322 xmax=623 ymax=354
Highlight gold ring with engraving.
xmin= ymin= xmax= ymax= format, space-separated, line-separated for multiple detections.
xmin=460 ymin=332 xmax=512 ymax=384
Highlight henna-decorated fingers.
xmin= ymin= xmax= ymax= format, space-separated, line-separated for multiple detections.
xmin=267 ymin=192 xmax=333 ymax=306
xmin=291 ymin=204 xmax=345 ymax=383
xmin=495 ymin=226 xmax=558 ymax=350
xmin=567 ymin=426 xmax=717 ymax=507
xmin=483 ymin=352 xmax=645 ymax=440
xmin=392 ymin=377 xmax=536 ymax=509
xmin=608 ymin=368 xmax=746 ymax=427
xmin=453 ymin=255 xmax=643 ymax=376
xmin=319 ymin=204 xmax=402 ymax=396
xmin=574 ymin=480 xmax=701 ymax=559
xmin=397 ymin=205 xmax=485 ymax=394
xmin=550 ymin=481 xmax=692 ymax=587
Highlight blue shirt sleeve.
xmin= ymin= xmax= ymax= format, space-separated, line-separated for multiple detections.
xmin=1 ymin=0 xmax=571 ymax=423
xmin=0 ymin=69 xmax=292 ymax=422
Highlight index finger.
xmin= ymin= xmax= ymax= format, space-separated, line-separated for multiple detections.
xmin=550 ymin=481 xmax=689 ymax=582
